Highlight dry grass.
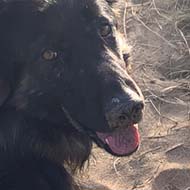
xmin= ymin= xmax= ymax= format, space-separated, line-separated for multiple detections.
xmin=123 ymin=0 xmax=190 ymax=189
xmin=125 ymin=0 xmax=190 ymax=124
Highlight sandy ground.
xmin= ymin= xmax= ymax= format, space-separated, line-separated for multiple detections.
xmin=77 ymin=0 xmax=190 ymax=189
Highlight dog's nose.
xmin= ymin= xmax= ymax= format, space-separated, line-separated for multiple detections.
xmin=129 ymin=101 xmax=144 ymax=123
xmin=106 ymin=96 xmax=144 ymax=129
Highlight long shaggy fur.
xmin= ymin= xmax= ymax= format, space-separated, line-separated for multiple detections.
xmin=0 ymin=0 xmax=137 ymax=189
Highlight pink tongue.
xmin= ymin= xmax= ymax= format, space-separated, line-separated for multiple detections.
xmin=96 ymin=125 xmax=140 ymax=156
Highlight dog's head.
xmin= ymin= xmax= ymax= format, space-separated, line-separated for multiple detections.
xmin=0 ymin=0 xmax=144 ymax=156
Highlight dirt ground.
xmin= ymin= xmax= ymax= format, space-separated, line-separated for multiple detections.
xmin=77 ymin=0 xmax=190 ymax=189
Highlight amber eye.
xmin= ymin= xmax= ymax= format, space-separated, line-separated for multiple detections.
xmin=99 ymin=23 xmax=112 ymax=37
xmin=41 ymin=49 xmax=57 ymax=61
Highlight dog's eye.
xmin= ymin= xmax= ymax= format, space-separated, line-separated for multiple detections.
xmin=41 ymin=49 xmax=57 ymax=61
xmin=99 ymin=23 xmax=112 ymax=37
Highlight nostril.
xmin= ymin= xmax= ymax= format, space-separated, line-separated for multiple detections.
xmin=136 ymin=101 xmax=144 ymax=111
xmin=132 ymin=102 xmax=144 ymax=115
xmin=131 ymin=101 xmax=144 ymax=123
xmin=119 ymin=115 xmax=126 ymax=121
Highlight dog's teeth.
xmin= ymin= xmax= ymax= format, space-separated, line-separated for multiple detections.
xmin=105 ymin=138 xmax=109 ymax=144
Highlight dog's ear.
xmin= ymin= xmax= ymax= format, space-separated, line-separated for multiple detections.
xmin=0 ymin=80 xmax=11 ymax=106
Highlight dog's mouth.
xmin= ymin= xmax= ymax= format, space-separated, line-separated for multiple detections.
xmin=61 ymin=106 xmax=140 ymax=156
xmin=95 ymin=124 xmax=140 ymax=156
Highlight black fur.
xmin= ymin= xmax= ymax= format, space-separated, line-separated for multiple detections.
xmin=0 ymin=0 xmax=143 ymax=189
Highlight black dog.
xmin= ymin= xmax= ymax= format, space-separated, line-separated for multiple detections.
xmin=0 ymin=0 xmax=144 ymax=189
